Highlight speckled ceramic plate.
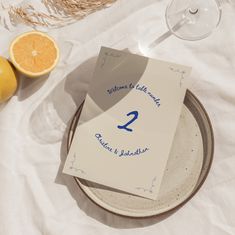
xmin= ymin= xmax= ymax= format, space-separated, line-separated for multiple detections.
xmin=67 ymin=90 xmax=214 ymax=218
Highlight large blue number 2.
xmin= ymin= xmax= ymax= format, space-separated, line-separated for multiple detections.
xmin=117 ymin=111 xmax=139 ymax=132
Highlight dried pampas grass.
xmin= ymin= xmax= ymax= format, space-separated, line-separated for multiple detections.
xmin=6 ymin=0 xmax=117 ymax=28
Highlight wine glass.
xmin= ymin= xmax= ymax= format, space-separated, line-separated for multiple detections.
xmin=139 ymin=0 xmax=223 ymax=53
xmin=166 ymin=0 xmax=222 ymax=41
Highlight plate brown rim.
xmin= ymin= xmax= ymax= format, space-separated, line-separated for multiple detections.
xmin=66 ymin=90 xmax=214 ymax=219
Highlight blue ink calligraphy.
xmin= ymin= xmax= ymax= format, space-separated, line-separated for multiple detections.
xmin=119 ymin=148 xmax=149 ymax=157
xmin=95 ymin=133 xmax=149 ymax=157
xmin=107 ymin=83 xmax=161 ymax=108
xmin=118 ymin=111 xmax=139 ymax=132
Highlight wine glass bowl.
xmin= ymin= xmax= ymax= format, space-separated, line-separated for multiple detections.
xmin=165 ymin=0 xmax=222 ymax=41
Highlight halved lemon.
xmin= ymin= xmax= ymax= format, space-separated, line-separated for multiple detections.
xmin=9 ymin=31 xmax=59 ymax=77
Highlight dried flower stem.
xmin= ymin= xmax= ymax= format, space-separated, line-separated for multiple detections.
xmin=7 ymin=0 xmax=117 ymax=28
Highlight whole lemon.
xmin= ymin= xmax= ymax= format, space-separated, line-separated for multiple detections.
xmin=0 ymin=56 xmax=17 ymax=103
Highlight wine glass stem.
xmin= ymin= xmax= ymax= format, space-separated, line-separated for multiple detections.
xmin=149 ymin=17 xmax=189 ymax=49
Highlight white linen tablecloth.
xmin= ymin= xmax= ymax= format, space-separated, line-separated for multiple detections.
xmin=0 ymin=0 xmax=235 ymax=234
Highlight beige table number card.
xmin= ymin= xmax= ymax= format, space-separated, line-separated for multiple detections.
xmin=63 ymin=47 xmax=191 ymax=200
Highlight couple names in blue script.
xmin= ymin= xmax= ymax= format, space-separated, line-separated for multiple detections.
xmin=95 ymin=133 xmax=149 ymax=158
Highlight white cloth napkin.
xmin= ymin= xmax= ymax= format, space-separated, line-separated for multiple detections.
xmin=0 ymin=0 xmax=235 ymax=234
